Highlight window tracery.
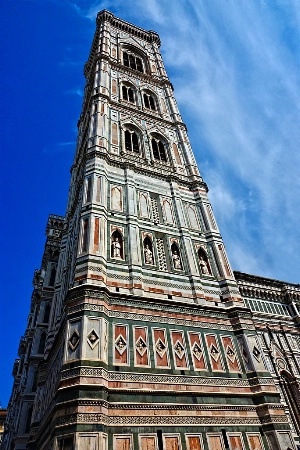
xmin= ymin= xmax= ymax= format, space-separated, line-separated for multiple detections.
xmin=143 ymin=92 xmax=156 ymax=110
xmin=124 ymin=129 xmax=140 ymax=153
xmin=123 ymin=51 xmax=144 ymax=73
xmin=151 ymin=138 xmax=167 ymax=161
xmin=122 ymin=85 xmax=134 ymax=103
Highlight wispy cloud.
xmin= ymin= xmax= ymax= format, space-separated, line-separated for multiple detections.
xmin=65 ymin=88 xmax=83 ymax=96
xmin=58 ymin=0 xmax=300 ymax=282
xmin=44 ymin=141 xmax=76 ymax=153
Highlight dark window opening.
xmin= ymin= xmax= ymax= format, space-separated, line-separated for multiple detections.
xmin=58 ymin=437 xmax=74 ymax=450
xmin=143 ymin=93 xmax=156 ymax=111
xmin=124 ymin=130 xmax=139 ymax=153
xmin=123 ymin=51 xmax=143 ymax=73
xmin=157 ymin=430 xmax=163 ymax=450
xmin=122 ymin=86 xmax=134 ymax=103
xmin=38 ymin=332 xmax=46 ymax=354
xmin=136 ymin=57 xmax=143 ymax=72
xmin=43 ymin=303 xmax=51 ymax=323
xmin=49 ymin=267 xmax=56 ymax=286
xmin=144 ymin=93 xmax=150 ymax=109
xmin=158 ymin=141 xmax=166 ymax=161
xmin=152 ymin=139 xmax=166 ymax=161
xmin=129 ymin=54 xmax=136 ymax=70
xmin=123 ymin=52 xmax=129 ymax=67
xmin=81 ymin=219 xmax=89 ymax=253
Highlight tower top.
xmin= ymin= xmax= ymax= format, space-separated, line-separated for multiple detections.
xmin=96 ymin=10 xmax=161 ymax=46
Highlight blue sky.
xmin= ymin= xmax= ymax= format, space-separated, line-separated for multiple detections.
xmin=1 ymin=0 xmax=299 ymax=407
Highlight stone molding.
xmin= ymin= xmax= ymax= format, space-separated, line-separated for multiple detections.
xmin=61 ymin=366 xmax=275 ymax=388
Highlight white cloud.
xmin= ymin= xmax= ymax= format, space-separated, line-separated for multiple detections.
xmin=62 ymin=0 xmax=300 ymax=282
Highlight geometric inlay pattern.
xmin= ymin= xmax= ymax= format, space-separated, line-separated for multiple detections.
xmin=135 ymin=336 xmax=147 ymax=357
xmin=226 ymin=345 xmax=236 ymax=363
xmin=115 ymin=334 xmax=127 ymax=355
xmin=173 ymin=340 xmax=185 ymax=359
xmin=155 ymin=338 xmax=166 ymax=358
xmin=210 ymin=344 xmax=220 ymax=362
xmin=252 ymin=345 xmax=261 ymax=362
xmin=87 ymin=329 xmax=99 ymax=349
xmin=68 ymin=330 xmax=80 ymax=351
xmin=192 ymin=342 xmax=203 ymax=361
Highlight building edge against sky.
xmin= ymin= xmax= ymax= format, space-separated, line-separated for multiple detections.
xmin=2 ymin=10 xmax=300 ymax=450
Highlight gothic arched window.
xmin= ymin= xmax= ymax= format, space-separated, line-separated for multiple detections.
xmin=122 ymin=85 xmax=134 ymax=103
xmin=171 ymin=242 xmax=182 ymax=270
xmin=49 ymin=266 xmax=56 ymax=286
xmin=143 ymin=92 xmax=156 ymax=111
xmin=111 ymin=230 xmax=124 ymax=259
xmin=198 ymin=248 xmax=211 ymax=275
xmin=124 ymin=129 xmax=140 ymax=153
xmin=123 ymin=51 xmax=144 ymax=73
xmin=38 ymin=332 xmax=46 ymax=354
xmin=43 ymin=303 xmax=51 ymax=323
xmin=143 ymin=236 xmax=154 ymax=265
xmin=151 ymin=138 xmax=167 ymax=162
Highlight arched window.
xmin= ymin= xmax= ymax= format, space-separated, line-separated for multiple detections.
xmin=124 ymin=129 xmax=140 ymax=153
xmin=171 ymin=242 xmax=182 ymax=270
xmin=151 ymin=138 xmax=167 ymax=162
xmin=123 ymin=51 xmax=144 ymax=73
xmin=38 ymin=332 xmax=46 ymax=354
xmin=143 ymin=236 xmax=154 ymax=265
xmin=143 ymin=92 xmax=156 ymax=111
xmin=122 ymin=85 xmax=134 ymax=103
xmin=198 ymin=248 xmax=211 ymax=275
xmin=49 ymin=267 xmax=56 ymax=286
xmin=111 ymin=230 xmax=124 ymax=259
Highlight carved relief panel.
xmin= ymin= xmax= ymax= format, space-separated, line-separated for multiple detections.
xmin=134 ymin=326 xmax=150 ymax=367
xmin=66 ymin=319 xmax=81 ymax=361
xmin=205 ymin=334 xmax=224 ymax=372
xmin=221 ymin=336 xmax=241 ymax=372
xmin=170 ymin=330 xmax=189 ymax=369
xmin=152 ymin=328 xmax=170 ymax=368
xmin=188 ymin=332 xmax=207 ymax=371
xmin=114 ymin=324 xmax=129 ymax=366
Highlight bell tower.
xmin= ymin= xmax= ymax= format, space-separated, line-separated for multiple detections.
xmin=51 ymin=9 xmax=241 ymax=312
xmin=3 ymin=10 xmax=296 ymax=450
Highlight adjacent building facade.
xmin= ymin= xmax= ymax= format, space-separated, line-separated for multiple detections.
xmin=2 ymin=10 xmax=300 ymax=450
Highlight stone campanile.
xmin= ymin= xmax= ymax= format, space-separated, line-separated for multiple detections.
xmin=3 ymin=10 xmax=297 ymax=450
